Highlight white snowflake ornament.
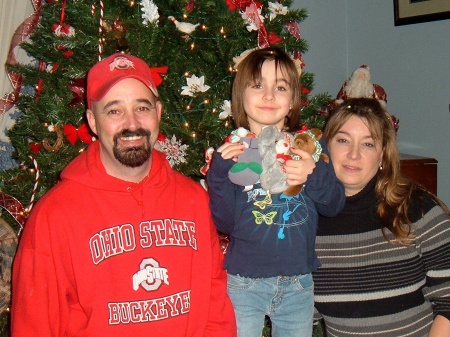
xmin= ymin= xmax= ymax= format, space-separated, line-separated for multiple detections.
xmin=155 ymin=135 xmax=189 ymax=167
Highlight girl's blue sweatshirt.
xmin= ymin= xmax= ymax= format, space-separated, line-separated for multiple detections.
xmin=206 ymin=138 xmax=345 ymax=278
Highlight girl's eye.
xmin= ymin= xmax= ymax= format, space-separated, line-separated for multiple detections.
xmin=276 ymin=85 xmax=287 ymax=91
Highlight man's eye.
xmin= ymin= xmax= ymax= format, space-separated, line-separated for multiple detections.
xmin=106 ymin=109 xmax=120 ymax=115
xmin=136 ymin=106 xmax=154 ymax=113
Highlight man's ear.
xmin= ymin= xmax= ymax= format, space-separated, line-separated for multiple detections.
xmin=86 ymin=109 xmax=97 ymax=135
xmin=156 ymin=100 xmax=163 ymax=122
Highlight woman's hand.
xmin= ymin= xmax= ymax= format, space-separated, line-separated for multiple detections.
xmin=428 ymin=315 xmax=450 ymax=337
xmin=217 ymin=142 xmax=244 ymax=162
xmin=284 ymin=147 xmax=315 ymax=186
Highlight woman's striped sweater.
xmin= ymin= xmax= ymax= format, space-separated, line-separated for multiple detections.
xmin=313 ymin=176 xmax=450 ymax=337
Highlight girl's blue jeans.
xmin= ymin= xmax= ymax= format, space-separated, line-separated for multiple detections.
xmin=227 ymin=273 xmax=314 ymax=337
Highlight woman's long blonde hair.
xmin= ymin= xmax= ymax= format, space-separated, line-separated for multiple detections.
xmin=324 ymin=98 xmax=448 ymax=244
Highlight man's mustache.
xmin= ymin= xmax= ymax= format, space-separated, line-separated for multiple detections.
xmin=114 ymin=129 xmax=151 ymax=140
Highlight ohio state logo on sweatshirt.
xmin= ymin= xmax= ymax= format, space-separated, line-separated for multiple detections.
xmin=132 ymin=257 xmax=169 ymax=291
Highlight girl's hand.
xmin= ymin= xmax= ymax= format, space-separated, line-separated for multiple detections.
xmin=284 ymin=147 xmax=315 ymax=186
xmin=217 ymin=142 xmax=244 ymax=162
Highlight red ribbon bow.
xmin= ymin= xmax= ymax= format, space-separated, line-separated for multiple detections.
xmin=63 ymin=123 xmax=94 ymax=145
xmin=150 ymin=66 xmax=169 ymax=87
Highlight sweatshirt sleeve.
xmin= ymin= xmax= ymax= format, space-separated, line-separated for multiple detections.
xmin=416 ymin=199 xmax=450 ymax=321
xmin=304 ymin=138 xmax=345 ymax=217
xmin=11 ymin=208 xmax=72 ymax=337
xmin=204 ymin=216 xmax=237 ymax=336
xmin=206 ymin=151 xmax=239 ymax=234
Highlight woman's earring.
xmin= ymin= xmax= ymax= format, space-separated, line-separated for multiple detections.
xmin=379 ymin=162 xmax=383 ymax=170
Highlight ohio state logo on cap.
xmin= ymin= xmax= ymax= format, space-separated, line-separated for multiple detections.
xmin=109 ymin=56 xmax=135 ymax=71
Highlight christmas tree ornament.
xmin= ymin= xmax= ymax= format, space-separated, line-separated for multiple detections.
xmin=0 ymin=0 xmax=41 ymax=115
xmin=140 ymin=0 xmax=159 ymax=26
xmin=181 ymin=74 xmax=210 ymax=96
xmin=68 ymin=78 xmax=86 ymax=106
xmin=167 ymin=16 xmax=200 ymax=36
xmin=42 ymin=126 xmax=65 ymax=152
xmin=29 ymin=143 xmax=41 ymax=154
xmin=186 ymin=0 xmax=196 ymax=12
xmin=226 ymin=0 xmax=253 ymax=11
xmin=0 ymin=193 xmax=26 ymax=228
xmin=155 ymin=135 xmax=189 ymax=167
xmin=285 ymin=21 xmax=301 ymax=40
xmin=63 ymin=123 xmax=95 ymax=145
xmin=218 ymin=100 xmax=231 ymax=120
xmin=268 ymin=1 xmax=288 ymax=21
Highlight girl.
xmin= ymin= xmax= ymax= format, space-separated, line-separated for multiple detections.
xmin=206 ymin=47 xmax=345 ymax=337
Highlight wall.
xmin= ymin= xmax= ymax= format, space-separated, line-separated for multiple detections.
xmin=295 ymin=0 xmax=450 ymax=205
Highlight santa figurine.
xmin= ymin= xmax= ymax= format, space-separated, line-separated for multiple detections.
xmin=336 ymin=65 xmax=387 ymax=106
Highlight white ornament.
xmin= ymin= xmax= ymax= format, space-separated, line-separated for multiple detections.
xmin=241 ymin=7 xmax=264 ymax=32
xmin=268 ymin=2 xmax=288 ymax=21
xmin=218 ymin=100 xmax=231 ymax=120
xmin=140 ymin=0 xmax=159 ymax=26
xmin=168 ymin=16 xmax=199 ymax=35
xmin=181 ymin=75 xmax=210 ymax=97
xmin=155 ymin=135 xmax=189 ymax=167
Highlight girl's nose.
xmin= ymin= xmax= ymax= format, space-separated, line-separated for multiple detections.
xmin=262 ymin=88 xmax=274 ymax=101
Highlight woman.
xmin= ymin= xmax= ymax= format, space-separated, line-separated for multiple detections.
xmin=313 ymin=97 xmax=450 ymax=336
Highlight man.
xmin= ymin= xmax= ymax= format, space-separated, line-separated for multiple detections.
xmin=11 ymin=53 xmax=236 ymax=336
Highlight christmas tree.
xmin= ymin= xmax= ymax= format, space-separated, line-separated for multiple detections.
xmin=0 ymin=1 xmax=329 ymax=335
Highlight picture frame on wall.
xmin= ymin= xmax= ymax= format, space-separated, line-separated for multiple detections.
xmin=394 ymin=0 xmax=450 ymax=26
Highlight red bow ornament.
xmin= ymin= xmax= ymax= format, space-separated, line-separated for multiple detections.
xmin=63 ymin=123 xmax=94 ymax=145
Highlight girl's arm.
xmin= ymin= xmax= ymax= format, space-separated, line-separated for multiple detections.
xmin=206 ymin=144 xmax=242 ymax=234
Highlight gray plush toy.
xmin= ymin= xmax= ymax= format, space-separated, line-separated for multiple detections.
xmin=227 ymin=127 xmax=262 ymax=189
xmin=258 ymin=126 xmax=294 ymax=194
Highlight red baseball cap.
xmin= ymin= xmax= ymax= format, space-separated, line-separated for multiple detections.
xmin=86 ymin=53 xmax=159 ymax=109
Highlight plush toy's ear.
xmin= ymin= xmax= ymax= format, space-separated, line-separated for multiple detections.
xmin=310 ymin=128 xmax=323 ymax=141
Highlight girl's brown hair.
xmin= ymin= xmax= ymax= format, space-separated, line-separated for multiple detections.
xmin=231 ymin=47 xmax=301 ymax=131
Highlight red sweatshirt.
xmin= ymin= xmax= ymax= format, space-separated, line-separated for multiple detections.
xmin=11 ymin=142 xmax=236 ymax=337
